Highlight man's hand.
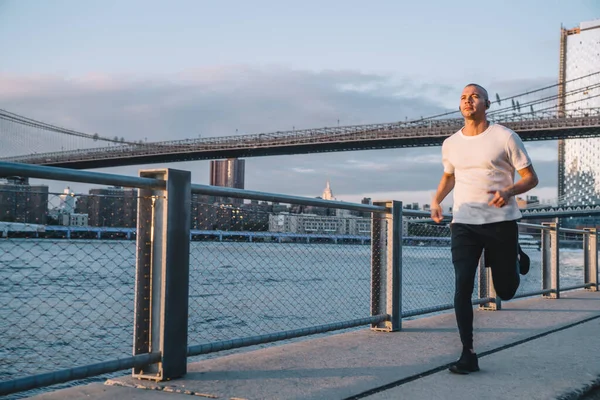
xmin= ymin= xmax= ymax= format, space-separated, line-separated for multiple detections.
xmin=487 ymin=189 xmax=511 ymax=208
xmin=431 ymin=204 xmax=444 ymax=223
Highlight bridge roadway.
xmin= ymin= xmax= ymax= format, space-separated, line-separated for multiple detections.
xmin=5 ymin=110 xmax=600 ymax=169
xmin=31 ymin=290 xmax=600 ymax=400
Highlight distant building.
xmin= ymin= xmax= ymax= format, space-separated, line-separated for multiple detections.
xmin=0 ymin=177 xmax=48 ymax=224
xmin=59 ymin=186 xmax=76 ymax=214
xmin=239 ymin=200 xmax=270 ymax=231
xmin=358 ymin=197 xmax=372 ymax=217
xmin=269 ymin=212 xmax=413 ymax=237
xmin=269 ymin=213 xmax=370 ymax=236
xmin=61 ymin=213 xmax=89 ymax=226
xmin=558 ymin=19 xmax=600 ymax=227
xmin=77 ymin=187 xmax=138 ymax=227
xmin=403 ymin=202 xmax=420 ymax=210
xmin=190 ymin=193 xmax=217 ymax=230
xmin=322 ymin=181 xmax=335 ymax=200
xmin=210 ymin=158 xmax=245 ymax=206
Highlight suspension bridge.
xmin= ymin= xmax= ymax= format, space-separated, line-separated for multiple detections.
xmin=1 ymin=72 xmax=600 ymax=215
xmin=0 ymin=72 xmax=599 ymax=169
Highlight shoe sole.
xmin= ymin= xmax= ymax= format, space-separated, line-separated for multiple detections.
xmin=449 ymin=365 xmax=480 ymax=375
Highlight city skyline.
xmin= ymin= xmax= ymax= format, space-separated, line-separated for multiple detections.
xmin=1 ymin=2 xmax=599 ymax=205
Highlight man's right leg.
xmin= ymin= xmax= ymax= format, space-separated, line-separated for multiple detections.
xmin=450 ymin=223 xmax=483 ymax=352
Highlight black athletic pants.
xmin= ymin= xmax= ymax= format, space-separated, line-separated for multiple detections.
xmin=450 ymin=220 xmax=520 ymax=350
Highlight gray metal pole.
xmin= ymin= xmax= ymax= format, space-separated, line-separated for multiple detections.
xmin=584 ymin=228 xmax=598 ymax=291
xmin=370 ymin=201 xmax=402 ymax=332
xmin=370 ymin=205 xmax=384 ymax=329
xmin=542 ymin=222 xmax=560 ymax=299
xmin=133 ymin=169 xmax=191 ymax=381
xmin=478 ymin=252 xmax=500 ymax=310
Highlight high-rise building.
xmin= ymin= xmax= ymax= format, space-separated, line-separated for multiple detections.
xmin=0 ymin=177 xmax=48 ymax=224
xmin=321 ymin=181 xmax=335 ymax=200
xmin=210 ymin=158 xmax=245 ymax=206
xmin=59 ymin=186 xmax=76 ymax=214
xmin=558 ymin=19 xmax=600 ymax=227
xmin=77 ymin=187 xmax=138 ymax=227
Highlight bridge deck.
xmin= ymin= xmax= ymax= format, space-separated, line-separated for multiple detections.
xmin=32 ymin=290 xmax=600 ymax=400
xmin=6 ymin=113 xmax=600 ymax=169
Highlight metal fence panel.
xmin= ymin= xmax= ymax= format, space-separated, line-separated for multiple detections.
xmin=186 ymin=200 xmax=374 ymax=346
xmin=401 ymin=220 xmax=461 ymax=315
xmin=1 ymin=168 xmax=598 ymax=398
xmin=1 ymin=190 xmax=139 ymax=389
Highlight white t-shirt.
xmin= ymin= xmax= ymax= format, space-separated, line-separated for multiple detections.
xmin=442 ymin=123 xmax=532 ymax=224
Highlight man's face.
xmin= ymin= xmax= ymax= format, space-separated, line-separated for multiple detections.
xmin=459 ymin=85 xmax=488 ymax=120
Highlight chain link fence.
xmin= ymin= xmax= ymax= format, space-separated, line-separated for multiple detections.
xmin=402 ymin=219 xmax=598 ymax=308
xmin=0 ymin=189 xmax=143 ymax=398
xmin=1 ymin=172 xmax=598 ymax=398
xmin=558 ymin=229 xmax=587 ymax=290
xmin=402 ymin=220 xmax=457 ymax=313
xmin=187 ymin=198 xmax=377 ymax=345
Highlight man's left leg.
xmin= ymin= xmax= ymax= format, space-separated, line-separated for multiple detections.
xmin=484 ymin=220 xmax=520 ymax=301
xmin=518 ymin=243 xmax=530 ymax=275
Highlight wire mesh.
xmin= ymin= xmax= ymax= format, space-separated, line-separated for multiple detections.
xmin=187 ymin=198 xmax=375 ymax=346
xmin=558 ymin=230 xmax=587 ymax=290
xmin=401 ymin=220 xmax=463 ymax=314
xmin=401 ymin=221 xmax=595 ymax=308
xmin=0 ymin=188 xmax=142 ymax=389
xmin=2 ymin=174 xmax=598 ymax=400
xmin=514 ymin=228 xmax=544 ymax=298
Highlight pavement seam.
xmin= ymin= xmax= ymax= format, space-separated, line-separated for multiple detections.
xmin=105 ymin=378 xmax=223 ymax=398
xmin=343 ymin=313 xmax=600 ymax=400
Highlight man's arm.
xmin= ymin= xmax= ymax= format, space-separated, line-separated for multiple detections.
xmin=431 ymin=172 xmax=455 ymax=223
xmin=488 ymin=165 xmax=539 ymax=208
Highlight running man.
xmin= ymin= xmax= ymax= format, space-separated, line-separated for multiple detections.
xmin=430 ymin=83 xmax=539 ymax=374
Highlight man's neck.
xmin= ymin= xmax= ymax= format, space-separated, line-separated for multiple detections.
xmin=462 ymin=118 xmax=490 ymax=136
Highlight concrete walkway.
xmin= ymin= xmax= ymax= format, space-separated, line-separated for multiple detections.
xmin=30 ymin=290 xmax=600 ymax=400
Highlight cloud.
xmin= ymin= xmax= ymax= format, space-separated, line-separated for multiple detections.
xmin=525 ymin=142 xmax=559 ymax=162
xmin=0 ymin=66 xmax=450 ymax=147
xmin=402 ymin=153 xmax=440 ymax=164
xmin=1 ymin=67 xmax=560 ymax=205
xmin=344 ymin=159 xmax=390 ymax=171
xmin=291 ymin=167 xmax=315 ymax=173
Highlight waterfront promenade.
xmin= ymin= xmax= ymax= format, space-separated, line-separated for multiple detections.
xmin=31 ymin=290 xmax=600 ymax=400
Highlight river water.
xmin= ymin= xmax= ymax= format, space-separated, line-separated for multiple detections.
xmin=0 ymin=239 xmax=589 ymax=398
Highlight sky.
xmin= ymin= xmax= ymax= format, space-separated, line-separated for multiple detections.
xmin=1 ymin=0 xmax=599 ymax=207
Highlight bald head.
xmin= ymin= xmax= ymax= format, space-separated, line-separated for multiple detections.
xmin=464 ymin=83 xmax=489 ymax=101
xmin=459 ymin=84 xmax=490 ymax=121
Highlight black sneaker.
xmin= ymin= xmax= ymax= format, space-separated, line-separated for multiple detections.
xmin=518 ymin=245 xmax=530 ymax=275
xmin=449 ymin=350 xmax=480 ymax=374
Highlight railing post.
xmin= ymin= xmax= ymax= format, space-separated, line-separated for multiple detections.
xmin=479 ymin=252 xmax=500 ymax=310
xmin=133 ymin=169 xmax=191 ymax=381
xmin=370 ymin=201 xmax=402 ymax=332
xmin=584 ymin=228 xmax=598 ymax=291
xmin=541 ymin=222 xmax=560 ymax=299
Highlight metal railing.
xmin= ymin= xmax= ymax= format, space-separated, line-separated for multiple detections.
xmin=0 ymin=160 xmax=598 ymax=397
